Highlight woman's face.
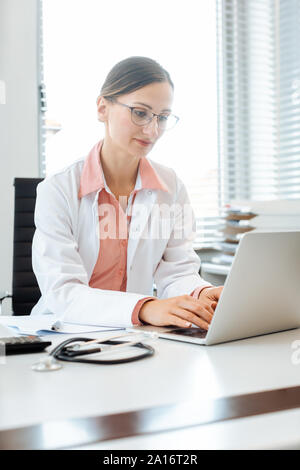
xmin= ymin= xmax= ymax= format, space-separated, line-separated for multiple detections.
xmin=97 ymin=81 xmax=174 ymax=158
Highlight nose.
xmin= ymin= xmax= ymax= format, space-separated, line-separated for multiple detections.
xmin=142 ymin=116 xmax=160 ymax=139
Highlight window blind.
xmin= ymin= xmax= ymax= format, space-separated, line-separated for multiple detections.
xmin=191 ymin=171 xmax=224 ymax=249
xmin=278 ymin=0 xmax=300 ymax=197
xmin=217 ymin=0 xmax=300 ymax=204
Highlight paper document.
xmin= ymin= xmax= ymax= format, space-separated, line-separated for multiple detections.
xmin=0 ymin=315 xmax=124 ymax=336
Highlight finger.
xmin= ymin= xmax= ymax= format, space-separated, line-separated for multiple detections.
xmin=166 ymin=314 xmax=194 ymax=329
xmin=206 ymin=287 xmax=223 ymax=301
xmin=190 ymin=297 xmax=216 ymax=316
xmin=176 ymin=296 xmax=215 ymax=322
xmin=207 ymin=294 xmax=220 ymax=302
xmin=170 ymin=307 xmax=210 ymax=330
xmin=185 ymin=304 xmax=214 ymax=324
xmin=202 ymin=303 xmax=215 ymax=317
xmin=178 ymin=299 xmax=214 ymax=323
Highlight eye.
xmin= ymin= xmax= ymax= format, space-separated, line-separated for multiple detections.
xmin=133 ymin=108 xmax=148 ymax=119
xmin=158 ymin=115 xmax=169 ymax=122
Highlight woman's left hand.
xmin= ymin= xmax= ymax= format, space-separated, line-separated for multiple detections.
xmin=198 ymin=286 xmax=224 ymax=312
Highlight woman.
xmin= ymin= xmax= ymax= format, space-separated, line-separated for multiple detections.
xmin=31 ymin=56 xmax=223 ymax=328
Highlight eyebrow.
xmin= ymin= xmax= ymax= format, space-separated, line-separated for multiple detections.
xmin=133 ymin=101 xmax=172 ymax=113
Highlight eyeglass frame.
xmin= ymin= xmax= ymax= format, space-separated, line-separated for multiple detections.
xmin=106 ymin=97 xmax=180 ymax=131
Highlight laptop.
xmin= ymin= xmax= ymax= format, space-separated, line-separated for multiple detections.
xmin=128 ymin=231 xmax=300 ymax=345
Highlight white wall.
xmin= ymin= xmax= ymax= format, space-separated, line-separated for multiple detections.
xmin=0 ymin=0 xmax=40 ymax=314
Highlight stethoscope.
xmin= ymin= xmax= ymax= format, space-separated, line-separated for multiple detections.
xmin=32 ymin=332 xmax=158 ymax=371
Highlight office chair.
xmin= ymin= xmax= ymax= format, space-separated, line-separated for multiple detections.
xmin=0 ymin=178 xmax=44 ymax=315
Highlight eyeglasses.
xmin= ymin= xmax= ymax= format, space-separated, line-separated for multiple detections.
xmin=109 ymin=98 xmax=179 ymax=131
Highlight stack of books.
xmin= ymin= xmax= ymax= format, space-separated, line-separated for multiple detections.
xmin=211 ymin=199 xmax=300 ymax=267
xmin=211 ymin=205 xmax=256 ymax=266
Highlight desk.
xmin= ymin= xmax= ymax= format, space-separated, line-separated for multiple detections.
xmin=1 ymin=328 xmax=300 ymax=449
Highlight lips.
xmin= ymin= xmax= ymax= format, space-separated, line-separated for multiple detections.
xmin=135 ymin=139 xmax=152 ymax=146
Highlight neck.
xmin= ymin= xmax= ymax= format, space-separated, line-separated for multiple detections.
xmin=100 ymin=138 xmax=141 ymax=189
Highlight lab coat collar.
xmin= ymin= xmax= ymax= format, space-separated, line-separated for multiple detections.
xmin=78 ymin=140 xmax=170 ymax=199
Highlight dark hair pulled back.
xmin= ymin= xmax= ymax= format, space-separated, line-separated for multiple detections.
xmin=100 ymin=56 xmax=174 ymax=100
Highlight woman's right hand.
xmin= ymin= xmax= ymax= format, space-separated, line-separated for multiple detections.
xmin=138 ymin=295 xmax=217 ymax=330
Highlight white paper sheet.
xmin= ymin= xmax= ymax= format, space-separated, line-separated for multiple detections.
xmin=0 ymin=315 xmax=124 ymax=336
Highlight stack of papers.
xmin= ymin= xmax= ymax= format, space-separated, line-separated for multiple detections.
xmin=0 ymin=315 xmax=124 ymax=336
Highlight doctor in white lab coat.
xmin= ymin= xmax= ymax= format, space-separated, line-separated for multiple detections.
xmin=31 ymin=56 xmax=223 ymax=328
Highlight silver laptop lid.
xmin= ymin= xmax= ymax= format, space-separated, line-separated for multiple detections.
xmin=205 ymin=231 xmax=300 ymax=345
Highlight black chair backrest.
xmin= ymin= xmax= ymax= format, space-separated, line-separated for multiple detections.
xmin=12 ymin=178 xmax=44 ymax=315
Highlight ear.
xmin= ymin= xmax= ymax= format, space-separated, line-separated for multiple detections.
xmin=96 ymin=96 xmax=109 ymax=122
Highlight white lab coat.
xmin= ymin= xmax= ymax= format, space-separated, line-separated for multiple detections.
xmin=31 ymin=154 xmax=212 ymax=327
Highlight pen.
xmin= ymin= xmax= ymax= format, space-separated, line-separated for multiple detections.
xmin=69 ymin=331 xmax=158 ymax=350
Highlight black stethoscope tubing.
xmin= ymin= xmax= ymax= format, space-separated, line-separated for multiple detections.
xmin=49 ymin=337 xmax=155 ymax=365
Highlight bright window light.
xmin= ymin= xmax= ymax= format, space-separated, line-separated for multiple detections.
xmin=42 ymin=0 xmax=218 ymax=221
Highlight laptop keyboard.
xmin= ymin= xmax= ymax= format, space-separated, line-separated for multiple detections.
xmin=167 ymin=327 xmax=208 ymax=339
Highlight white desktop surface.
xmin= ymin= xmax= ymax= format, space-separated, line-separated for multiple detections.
xmin=76 ymin=409 xmax=300 ymax=451
xmin=1 ymin=328 xmax=300 ymax=449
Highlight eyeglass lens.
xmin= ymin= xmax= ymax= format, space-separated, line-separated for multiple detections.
xmin=131 ymin=108 xmax=177 ymax=130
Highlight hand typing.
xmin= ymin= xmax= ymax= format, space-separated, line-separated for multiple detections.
xmin=139 ymin=292 xmax=220 ymax=330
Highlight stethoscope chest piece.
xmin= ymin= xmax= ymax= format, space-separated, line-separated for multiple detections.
xmin=32 ymin=356 xmax=63 ymax=372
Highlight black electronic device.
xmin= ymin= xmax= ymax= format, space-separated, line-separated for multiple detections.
xmin=0 ymin=335 xmax=52 ymax=355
